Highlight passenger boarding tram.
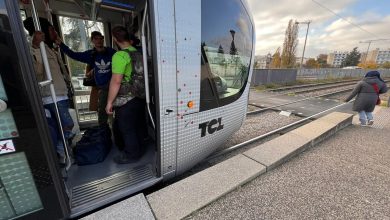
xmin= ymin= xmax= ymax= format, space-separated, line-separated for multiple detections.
xmin=0 ymin=0 xmax=255 ymax=218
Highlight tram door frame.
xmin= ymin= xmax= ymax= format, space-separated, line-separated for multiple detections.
xmin=4 ymin=0 xmax=171 ymax=217
xmin=3 ymin=0 xmax=71 ymax=218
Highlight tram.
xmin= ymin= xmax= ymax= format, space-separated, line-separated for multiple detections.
xmin=0 ymin=0 xmax=255 ymax=219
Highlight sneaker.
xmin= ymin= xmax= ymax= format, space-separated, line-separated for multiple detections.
xmin=367 ymin=120 xmax=374 ymax=126
xmin=113 ymin=153 xmax=138 ymax=164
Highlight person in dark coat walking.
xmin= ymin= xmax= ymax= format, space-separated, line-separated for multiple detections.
xmin=345 ymin=71 xmax=388 ymax=126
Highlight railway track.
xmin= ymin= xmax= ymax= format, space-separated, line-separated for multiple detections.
xmin=208 ymin=101 xmax=351 ymax=160
xmin=247 ymin=87 xmax=353 ymax=115
xmin=263 ymin=79 xmax=359 ymax=93
xmin=248 ymin=81 xmax=390 ymax=115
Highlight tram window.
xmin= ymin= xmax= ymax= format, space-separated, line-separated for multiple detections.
xmin=200 ymin=0 xmax=253 ymax=111
xmin=58 ymin=16 xmax=104 ymax=91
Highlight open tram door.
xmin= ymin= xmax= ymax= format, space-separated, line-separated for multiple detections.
xmin=1 ymin=0 xmax=172 ymax=218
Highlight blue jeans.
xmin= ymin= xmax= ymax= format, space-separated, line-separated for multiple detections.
xmin=358 ymin=111 xmax=373 ymax=125
xmin=44 ymin=100 xmax=74 ymax=156
xmin=113 ymin=98 xmax=146 ymax=159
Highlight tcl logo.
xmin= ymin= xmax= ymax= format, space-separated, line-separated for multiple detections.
xmin=199 ymin=118 xmax=224 ymax=137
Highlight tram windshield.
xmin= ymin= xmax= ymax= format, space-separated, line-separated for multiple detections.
xmin=200 ymin=0 xmax=253 ymax=109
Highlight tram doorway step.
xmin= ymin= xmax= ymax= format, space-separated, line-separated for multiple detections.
xmin=70 ymin=164 xmax=160 ymax=217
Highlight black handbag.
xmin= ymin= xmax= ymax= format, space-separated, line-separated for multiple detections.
xmin=82 ymin=70 xmax=96 ymax=87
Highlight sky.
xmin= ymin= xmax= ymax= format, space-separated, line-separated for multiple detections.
xmin=246 ymin=0 xmax=390 ymax=58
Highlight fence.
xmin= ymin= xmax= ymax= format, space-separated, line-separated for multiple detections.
xmin=251 ymin=69 xmax=297 ymax=86
xmin=251 ymin=68 xmax=390 ymax=86
xmin=297 ymin=68 xmax=390 ymax=79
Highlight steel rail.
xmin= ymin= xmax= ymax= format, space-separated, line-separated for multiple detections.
xmin=208 ymin=100 xmax=353 ymax=160
xmin=247 ymin=87 xmax=353 ymax=115
xmin=263 ymin=79 xmax=359 ymax=93
xmin=248 ymin=81 xmax=389 ymax=115
xmin=251 ymin=81 xmax=359 ymax=101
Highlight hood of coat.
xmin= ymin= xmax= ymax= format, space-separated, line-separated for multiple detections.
xmin=363 ymin=76 xmax=381 ymax=85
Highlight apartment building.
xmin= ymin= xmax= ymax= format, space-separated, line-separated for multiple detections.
xmin=327 ymin=51 xmax=348 ymax=67
xmin=254 ymin=53 xmax=272 ymax=69
xmin=366 ymin=48 xmax=390 ymax=65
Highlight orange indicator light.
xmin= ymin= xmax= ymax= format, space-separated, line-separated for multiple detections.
xmin=187 ymin=101 xmax=194 ymax=108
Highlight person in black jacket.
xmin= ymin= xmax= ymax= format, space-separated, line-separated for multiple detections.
xmin=345 ymin=71 xmax=388 ymax=126
xmin=55 ymin=31 xmax=116 ymax=126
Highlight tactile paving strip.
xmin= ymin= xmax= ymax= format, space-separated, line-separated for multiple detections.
xmin=371 ymin=108 xmax=390 ymax=129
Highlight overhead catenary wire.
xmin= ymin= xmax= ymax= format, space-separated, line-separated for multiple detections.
xmin=311 ymin=0 xmax=382 ymax=39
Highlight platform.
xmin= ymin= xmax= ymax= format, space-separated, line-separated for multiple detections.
xmin=81 ymin=107 xmax=390 ymax=220
xmin=189 ymin=107 xmax=390 ymax=219
xmin=146 ymin=111 xmax=354 ymax=220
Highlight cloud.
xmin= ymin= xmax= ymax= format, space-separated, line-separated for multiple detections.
xmin=246 ymin=0 xmax=390 ymax=57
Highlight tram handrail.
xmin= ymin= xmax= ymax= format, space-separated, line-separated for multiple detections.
xmin=141 ymin=2 xmax=155 ymax=129
xmin=31 ymin=0 xmax=72 ymax=170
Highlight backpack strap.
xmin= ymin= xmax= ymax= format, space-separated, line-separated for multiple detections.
xmin=121 ymin=49 xmax=142 ymax=80
xmin=371 ymin=83 xmax=380 ymax=95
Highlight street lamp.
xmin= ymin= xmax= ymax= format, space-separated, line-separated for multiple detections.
xmin=296 ymin=20 xmax=311 ymax=69
xmin=229 ymin=29 xmax=237 ymax=55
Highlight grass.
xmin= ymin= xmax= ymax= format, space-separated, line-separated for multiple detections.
xmin=379 ymin=100 xmax=388 ymax=107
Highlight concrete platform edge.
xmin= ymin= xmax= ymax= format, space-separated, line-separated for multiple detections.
xmin=147 ymin=155 xmax=266 ymax=220
xmin=147 ymin=112 xmax=353 ymax=219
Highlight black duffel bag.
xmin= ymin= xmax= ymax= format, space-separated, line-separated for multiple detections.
xmin=74 ymin=125 xmax=112 ymax=166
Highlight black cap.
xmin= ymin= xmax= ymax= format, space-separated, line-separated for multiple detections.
xmin=23 ymin=17 xmax=52 ymax=37
xmin=90 ymin=31 xmax=104 ymax=40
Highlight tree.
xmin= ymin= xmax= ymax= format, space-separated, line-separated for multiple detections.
xmin=59 ymin=17 xmax=103 ymax=78
xmin=317 ymin=54 xmax=329 ymax=68
xmin=358 ymin=61 xmax=377 ymax=69
xmin=342 ymin=47 xmax=361 ymax=67
xmin=281 ymin=19 xmax=299 ymax=68
xmin=305 ymin=58 xmax=319 ymax=68
xmin=270 ymin=47 xmax=281 ymax=69
xmin=381 ymin=61 xmax=390 ymax=69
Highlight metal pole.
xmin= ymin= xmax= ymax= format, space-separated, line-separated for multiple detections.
xmin=42 ymin=0 xmax=53 ymax=24
xmin=364 ymin=41 xmax=371 ymax=64
xmin=300 ymin=21 xmax=311 ymax=69
xmin=31 ymin=0 xmax=72 ymax=170
xmin=141 ymin=2 xmax=155 ymax=129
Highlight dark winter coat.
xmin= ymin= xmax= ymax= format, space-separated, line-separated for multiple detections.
xmin=345 ymin=76 xmax=388 ymax=112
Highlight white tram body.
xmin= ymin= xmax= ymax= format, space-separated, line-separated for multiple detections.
xmin=0 ymin=0 xmax=255 ymax=218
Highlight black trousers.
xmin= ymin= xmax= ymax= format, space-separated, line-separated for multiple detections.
xmin=113 ymin=97 xmax=146 ymax=159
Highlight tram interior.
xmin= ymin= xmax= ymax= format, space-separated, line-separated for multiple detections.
xmin=18 ymin=0 xmax=158 ymax=212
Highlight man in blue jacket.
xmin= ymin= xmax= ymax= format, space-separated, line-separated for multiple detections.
xmin=55 ymin=31 xmax=116 ymax=126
